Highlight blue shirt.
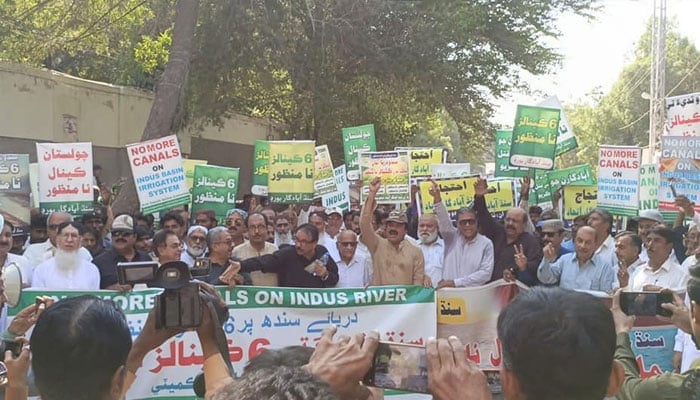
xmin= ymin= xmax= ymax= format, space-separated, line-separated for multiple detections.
xmin=537 ymin=253 xmax=615 ymax=292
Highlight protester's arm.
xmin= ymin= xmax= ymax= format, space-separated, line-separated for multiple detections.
xmin=5 ymin=346 xmax=30 ymax=400
xmin=518 ymin=176 xmax=536 ymax=234
xmin=473 ymin=178 xmax=501 ymax=242
xmin=239 ymin=251 xmax=283 ymax=274
xmin=412 ymin=247 xmax=425 ymax=286
xmin=455 ymin=240 xmax=493 ymax=287
xmin=536 ymin=254 xmax=562 ymax=285
xmin=359 ymin=178 xmax=381 ymax=253
xmin=518 ymin=237 xmax=543 ymax=286
xmin=429 ymin=180 xmax=457 ymax=241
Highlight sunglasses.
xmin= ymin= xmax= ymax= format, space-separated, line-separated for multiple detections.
xmin=111 ymin=231 xmax=134 ymax=238
xmin=458 ymin=219 xmax=477 ymax=226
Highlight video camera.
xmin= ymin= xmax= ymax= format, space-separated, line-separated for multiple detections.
xmin=116 ymin=259 xmax=227 ymax=329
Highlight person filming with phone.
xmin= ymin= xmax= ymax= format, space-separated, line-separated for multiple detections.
xmin=612 ymin=263 xmax=700 ymax=398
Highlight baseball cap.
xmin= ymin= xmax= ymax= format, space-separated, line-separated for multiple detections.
xmin=111 ymin=214 xmax=134 ymax=233
xmin=385 ymin=210 xmax=408 ymax=225
xmin=326 ymin=207 xmax=343 ymax=217
xmin=636 ymin=209 xmax=664 ymax=224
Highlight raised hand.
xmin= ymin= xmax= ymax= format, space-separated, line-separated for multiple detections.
xmin=474 ymin=177 xmax=488 ymax=197
xmin=513 ymin=244 xmax=528 ymax=271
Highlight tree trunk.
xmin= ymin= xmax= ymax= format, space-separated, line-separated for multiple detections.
xmin=113 ymin=0 xmax=200 ymax=215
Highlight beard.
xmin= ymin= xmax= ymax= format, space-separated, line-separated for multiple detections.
xmin=276 ymin=231 xmax=293 ymax=245
xmin=54 ymin=248 xmax=80 ymax=273
xmin=419 ymin=231 xmax=438 ymax=244
xmin=187 ymin=244 xmax=206 ymax=258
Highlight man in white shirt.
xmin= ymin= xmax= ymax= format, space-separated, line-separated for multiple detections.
xmin=416 ymin=213 xmax=444 ymax=288
xmin=326 ymin=207 xmax=344 ymax=239
xmin=308 ymin=211 xmax=340 ymax=262
xmin=635 ymin=209 xmax=664 ymax=262
xmin=32 ymin=221 xmax=100 ymax=290
xmin=23 ymin=212 xmax=92 ymax=284
xmin=429 ymin=180 xmax=494 ymax=288
xmin=334 ymin=230 xmax=371 ymax=288
xmin=628 ymin=226 xmax=688 ymax=293
xmin=614 ymin=231 xmax=645 ymax=289
xmin=588 ymin=208 xmax=617 ymax=268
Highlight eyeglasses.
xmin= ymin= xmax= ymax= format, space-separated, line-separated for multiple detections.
xmin=458 ymin=219 xmax=477 ymax=226
xmin=111 ymin=231 xmax=133 ymax=238
xmin=339 ymin=242 xmax=357 ymax=247
xmin=189 ymin=236 xmax=206 ymax=242
xmin=48 ymin=224 xmax=60 ymax=231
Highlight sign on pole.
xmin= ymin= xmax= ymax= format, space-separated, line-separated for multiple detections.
xmin=597 ymin=145 xmax=642 ymax=217
xmin=509 ymin=105 xmax=560 ymax=170
xmin=267 ymin=141 xmax=315 ymax=204
xmin=0 ymin=154 xmax=30 ymax=229
xmin=251 ymin=140 xmax=270 ymax=196
xmin=658 ymin=136 xmax=700 ymax=213
xmin=37 ymin=142 xmax=94 ymax=215
xmin=395 ymin=147 xmax=447 ymax=178
xmin=538 ymin=96 xmax=578 ymax=156
xmin=562 ymin=185 xmax=597 ymax=221
xmin=665 ymin=92 xmax=700 ymax=136
xmin=322 ymin=165 xmax=351 ymax=211
xmin=342 ymin=124 xmax=376 ymax=181
xmin=494 ymin=130 xmax=528 ymax=178
xmin=126 ymin=135 xmax=189 ymax=214
xmin=359 ymin=151 xmax=410 ymax=204
xmin=313 ymin=145 xmax=338 ymax=198
xmin=191 ymin=165 xmax=240 ymax=225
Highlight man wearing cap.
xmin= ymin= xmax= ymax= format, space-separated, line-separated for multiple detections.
xmin=326 ymin=207 xmax=344 ymax=239
xmin=539 ymin=219 xmax=572 ymax=262
xmin=636 ymin=209 xmax=686 ymax=264
xmin=537 ymin=226 xmax=615 ymax=292
xmin=181 ymin=225 xmax=209 ymax=268
xmin=359 ymin=177 xmax=424 ymax=286
xmin=225 ymin=209 xmax=249 ymax=248
xmin=429 ymin=181 xmax=494 ymax=288
xmin=23 ymin=212 xmax=93 ymax=284
xmin=93 ymin=214 xmax=153 ymax=291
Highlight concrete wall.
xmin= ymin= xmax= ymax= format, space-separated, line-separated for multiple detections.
xmin=0 ymin=61 xmax=282 ymax=197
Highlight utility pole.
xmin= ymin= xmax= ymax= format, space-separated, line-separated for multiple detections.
xmin=647 ymin=0 xmax=666 ymax=164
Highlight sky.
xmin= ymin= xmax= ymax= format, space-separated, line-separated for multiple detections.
xmin=492 ymin=0 xmax=700 ymax=126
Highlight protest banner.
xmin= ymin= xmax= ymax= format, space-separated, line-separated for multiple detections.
xmin=494 ymin=130 xmax=528 ymax=178
xmin=191 ymin=165 xmax=240 ymax=224
xmin=431 ymin=163 xmax=471 ymax=178
xmin=342 ymin=124 xmax=376 ymax=181
xmin=127 ymin=135 xmax=189 ymax=215
xmin=267 ymin=141 xmax=315 ymax=204
xmin=562 ymin=185 xmax=597 ymax=221
xmin=11 ymin=286 xmax=435 ymax=400
xmin=251 ymin=140 xmax=269 ymax=196
xmin=639 ymin=164 xmax=659 ymax=211
xmin=416 ymin=177 xmax=515 ymax=217
xmin=395 ymin=147 xmax=448 ymax=178
xmin=36 ymin=142 xmax=94 ymax=215
xmin=436 ymin=281 xmax=527 ymax=395
xmin=538 ymin=96 xmax=578 ymax=156
xmin=658 ymin=136 xmax=700 ymax=213
xmin=359 ymin=151 xmax=410 ymax=204
xmin=545 ymin=164 xmax=595 ymax=196
xmin=665 ymin=91 xmax=700 ymax=136
xmin=597 ymin=145 xmax=642 ymax=217
xmin=322 ymin=165 xmax=351 ymax=211
xmin=313 ymin=145 xmax=338 ymax=197
xmin=509 ymin=105 xmax=560 ymax=170
xmin=0 ymin=154 xmax=30 ymax=230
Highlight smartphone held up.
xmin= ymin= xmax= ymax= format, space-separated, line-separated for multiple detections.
xmin=619 ymin=291 xmax=674 ymax=317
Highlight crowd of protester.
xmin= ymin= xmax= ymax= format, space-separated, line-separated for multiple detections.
xmin=0 ymin=171 xmax=698 ymax=399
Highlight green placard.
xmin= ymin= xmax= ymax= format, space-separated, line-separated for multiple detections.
xmin=509 ymin=105 xmax=560 ymax=170
xmin=495 ymin=130 xmax=528 ymax=178
xmin=342 ymin=124 xmax=376 ymax=181
xmin=191 ymin=165 xmax=240 ymax=224
xmin=251 ymin=140 xmax=269 ymax=196
xmin=545 ymin=164 xmax=596 ymax=196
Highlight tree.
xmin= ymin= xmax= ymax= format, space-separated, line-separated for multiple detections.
xmin=566 ymin=21 xmax=700 ymax=166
